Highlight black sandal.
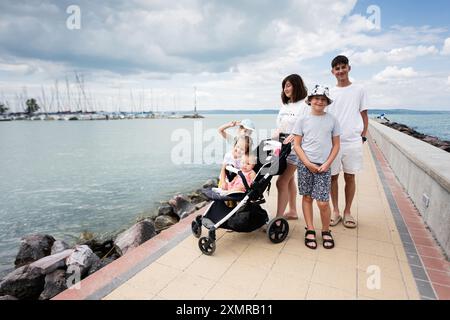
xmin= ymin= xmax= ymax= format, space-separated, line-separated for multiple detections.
xmin=322 ymin=230 xmax=335 ymax=249
xmin=304 ymin=229 xmax=317 ymax=250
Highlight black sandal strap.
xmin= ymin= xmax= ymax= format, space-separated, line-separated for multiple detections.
xmin=304 ymin=229 xmax=317 ymax=249
xmin=321 ymin=231 xmax=335 ymax=249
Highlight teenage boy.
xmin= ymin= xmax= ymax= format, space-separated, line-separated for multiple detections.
xmin=328 ymin=55 xmax=369 ymax=228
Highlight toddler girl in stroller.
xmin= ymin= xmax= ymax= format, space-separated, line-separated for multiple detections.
xmin=192 ymin=139 xmax=292 ymax=255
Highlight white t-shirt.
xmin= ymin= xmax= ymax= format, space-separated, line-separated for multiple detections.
xmin=327 ymin=84 xmax=368 ymax=147
xmin=276 ymin=100 xmax=309 ymax=134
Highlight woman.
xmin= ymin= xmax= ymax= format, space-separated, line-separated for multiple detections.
xmin=275 ymin=74 xmax=308 ymax=219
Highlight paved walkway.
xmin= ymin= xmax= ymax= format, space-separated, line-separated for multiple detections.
xmin=54 ymin=137 xmax=450 ymax=300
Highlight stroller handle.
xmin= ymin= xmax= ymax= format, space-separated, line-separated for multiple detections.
xmin=225 ymin=165 xmax=240 ymax=174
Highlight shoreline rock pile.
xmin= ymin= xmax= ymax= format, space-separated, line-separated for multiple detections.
xmin=382 ymin=121 xmax=450 ymax=152
xmin=0 ymin=178 xmax=217 ymax=300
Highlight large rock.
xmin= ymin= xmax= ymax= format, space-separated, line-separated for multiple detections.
xmin=87 ymin=257 xmax=115 ymax=276
xmin=202 ymin=178 xmax=218 ymax=189
xmin=168 ymin=194 xmax=196 ymax=219
xmin=15 ymin=234 xmax=55 ymax=268
xmin=154 ymin=215 xmax=178 ymax=231
xmin=39 ymin=269 xmax=67 ymax=300
xmin=157 ymin=204 xmax=174 ymax=216
xmin=51 ymin=240 xmax=70 ymax=255
xmin=30 ymin=249 xmax=73 ymax=274
xmin=114 ymin=221 xmax=156 ymax=255
xmin=188 ymin=190 xmax=209 ymax=204
xmin=65 ymin=245 xmax=100 ymax=277
xmin=0 ymin=295 xmax=19 ymax=300
xmin=0 ymin=265 xmax=45 ymax=300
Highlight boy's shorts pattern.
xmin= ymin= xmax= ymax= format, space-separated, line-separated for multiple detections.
xmin=297 ymin=161 xmax=331 ymax=202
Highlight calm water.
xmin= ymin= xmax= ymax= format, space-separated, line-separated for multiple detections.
xmin=369 ymin=111 xmax=450 ymax=140
xmin=0 ymin=114 xmax=278 ymax=276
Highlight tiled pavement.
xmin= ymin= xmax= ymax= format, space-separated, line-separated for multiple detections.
xmin=54 ymin=136 xmax=450 ymax=300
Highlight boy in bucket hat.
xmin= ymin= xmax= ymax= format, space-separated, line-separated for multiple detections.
xmin=292 ymin=85 xmax=341 ymax=250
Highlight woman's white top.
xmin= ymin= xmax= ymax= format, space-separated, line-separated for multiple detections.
xmin=276 ymin=99 xmax=310 ymax=134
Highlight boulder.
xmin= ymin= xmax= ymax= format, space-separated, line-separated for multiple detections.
xmin=30 ymin=249 xmax=73 ymax=274
xmin=154 ymin=215 xmax=178 ymax=231
xmin=195 ymin=201 xmax=209 ymax=210
xmin=51 ymin=240 xmax=70 ymax=255
xmin=65 ymin=245 xmax=100 ymax=277
xmin=39 ymin=269 xmax=67 ymax=300
xmin=87 ymin=258 xmax=115 ymax=276
xmin=202 ymin=178 xmax=218 ymax=189
xmin=188 ymin=190 xmax=209 ymax=204
xmin=168 ymin=194 xmax=196 ymax=219
xmin=0 ymin=295 xmax=18 ymax=300
xmin=0 ymin=265 xmax=45 ymax=300
xmin=15 ymin=234 xmax=55 ymax=268
xmin=114 ymin=220 xmax=156 ymax=255
xmin=157 ymin=204 xmax=174 ymax=216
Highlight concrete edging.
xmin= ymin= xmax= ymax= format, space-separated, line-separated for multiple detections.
xmin=369 ymin=120 xmax=450 ymax=258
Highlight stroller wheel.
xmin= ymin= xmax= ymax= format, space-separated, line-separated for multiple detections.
xmin=267 ymin=217 xmax=289 ymax=243
xmin=198 ymin=237 xmax=216 ymax=255
xmin=191 ymin=220 xmax=202 ymax=238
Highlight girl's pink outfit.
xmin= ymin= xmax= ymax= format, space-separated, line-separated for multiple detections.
xmin=227 ymin=170 xmax=254 ymax=191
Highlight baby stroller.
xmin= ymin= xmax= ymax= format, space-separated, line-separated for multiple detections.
xmin=191 ymin=139 xmax=292 ymax=255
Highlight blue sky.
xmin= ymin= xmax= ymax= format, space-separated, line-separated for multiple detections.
xmin=0 ymin=0 xmax=449 ymax=112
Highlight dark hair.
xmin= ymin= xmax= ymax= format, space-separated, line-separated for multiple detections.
xmin=331 ymin=55 xmax=349 ymax=68
xmin=281 ymin=74 xmax=308 ymax=105
xmin=234 ymin=135 xmax=253 ymax=155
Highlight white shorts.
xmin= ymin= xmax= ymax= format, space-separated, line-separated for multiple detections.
xmin=331 ymin=143 xmax=363 ymax=176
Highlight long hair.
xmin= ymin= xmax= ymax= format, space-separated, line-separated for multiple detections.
xmin=281 ymin=74 xmax=308 ymax=105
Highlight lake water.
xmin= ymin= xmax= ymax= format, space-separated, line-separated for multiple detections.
xmin=0 ymin=114 xmax=278 ymax=276
xmin=1 ymin=110 xmax=449 ymax=277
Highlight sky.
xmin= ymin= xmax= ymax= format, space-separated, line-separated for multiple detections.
xmin=0 ymin=0 xmax=450 ymax=112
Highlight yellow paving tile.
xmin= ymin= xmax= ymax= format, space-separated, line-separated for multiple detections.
xmin=282 ymin=236 xmax=319 ymax=261
xmin=311 ymin=261 xmax=357 ymax=295
xmin=204 ymin=282 xmax=257 ymax=300
xmin=256 ymin=272 xmax=309 ymax=300
xmin=218 ymin=261 xmax=270 ymax=294
xmin=270 ymin=252 xmax=315 ymax=281
xmin=306 ymin=283 xmax=356 ymax=300
xmin=357 ymin=253 xmax=403 ymax=280
xmin=236 ymin=245 xmax=280 ymax=270
xmin=185 ymin=253 xmax=237 ymax=281
xmin=317 ymin=247 xmax=357 ymax=268
xmin=156 ymin=245 xmax=202 ymax=270
xmin=358 ymin=238 xmax=397 ymax=259
xmin=158 ymin=272 xmax=215 ymax=300
xmin=103 ymin=282 xmax=154 ymax=300
xmin=125 ymin=262 xmax=181 ymax=295
xmin=331 ymin=232 xmax=357 ymax=251
xmin=357 ymin=270 xmax=408 ymax=300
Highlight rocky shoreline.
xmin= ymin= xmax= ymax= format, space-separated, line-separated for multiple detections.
xmin=0 ymin=178 xmax=217 ymax=300
xmin=381 ymin=120 xmax=450 ymax=152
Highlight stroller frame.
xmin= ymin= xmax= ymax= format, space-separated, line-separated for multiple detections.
xmin=191 ymin=139 xmax=291 ymax=255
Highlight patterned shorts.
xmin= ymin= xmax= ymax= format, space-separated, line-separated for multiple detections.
xmin=297 ymin=161 xmax=331 ymax=202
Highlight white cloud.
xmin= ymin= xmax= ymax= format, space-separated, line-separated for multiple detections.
xmin=442 ymin=38 xmax=450 ymax=55
xmin=346 ymin=46 xmax=438 ymax=65
xmin=373 ymin=66 xmax=418 ymax=82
